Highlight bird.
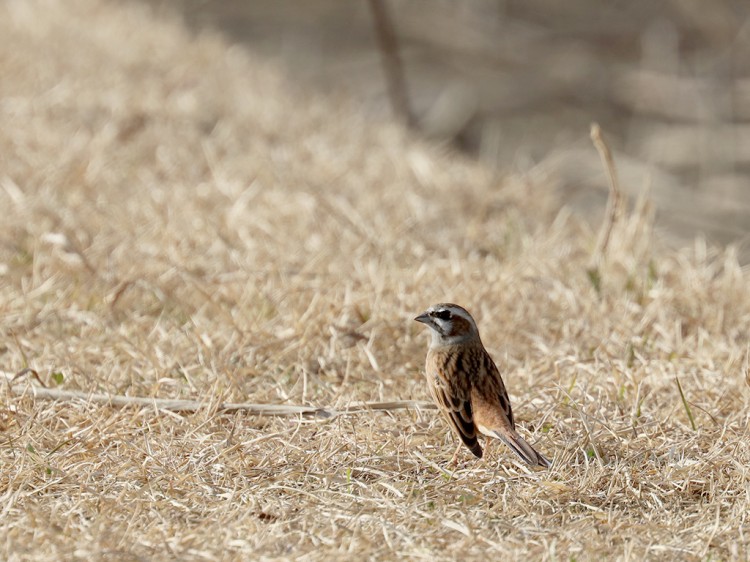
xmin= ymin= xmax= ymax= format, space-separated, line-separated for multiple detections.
xmin=414 ymin=303 xmax=551 ymax=468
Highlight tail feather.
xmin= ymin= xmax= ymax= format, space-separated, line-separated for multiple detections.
xmin=495 ymin=430 xmax=551 ymax=468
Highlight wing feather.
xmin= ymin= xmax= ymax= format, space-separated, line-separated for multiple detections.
xmin=481 ymin=351 xmax=514 ymax=429
xmin=473 ymin=349 xmax=551 ymax=468
xmin=426 ymin=351 xmax=483 ymax=459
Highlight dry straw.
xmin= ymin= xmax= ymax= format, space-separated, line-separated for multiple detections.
xmin=1 ymin=1 xmax=749 ymax=560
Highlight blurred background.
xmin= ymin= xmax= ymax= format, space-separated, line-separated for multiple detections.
xmin=145 ymin=0 xmax=750 ymax=257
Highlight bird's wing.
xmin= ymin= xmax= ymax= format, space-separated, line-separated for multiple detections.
xmin=472 ymin=351 xmax=551 ymax=468
xmin=427 ymin=361 xmax=483 ymax=458
xmin=485 ymin=352 xmax=515 ymax=429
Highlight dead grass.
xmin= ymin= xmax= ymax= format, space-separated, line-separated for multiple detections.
xmin=1 ymin=0 xmax=750 ymax=560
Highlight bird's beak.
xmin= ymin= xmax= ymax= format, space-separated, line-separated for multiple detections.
xmin=414 ymin=312 xmax=430 ymax=325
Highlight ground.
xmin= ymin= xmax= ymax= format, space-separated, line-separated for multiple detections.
xmin=1 ymin=1 xmax=749 ymax=560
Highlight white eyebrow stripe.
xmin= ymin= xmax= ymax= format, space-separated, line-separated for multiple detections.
xmin=448 ymin=306 xmax=477 ymax=330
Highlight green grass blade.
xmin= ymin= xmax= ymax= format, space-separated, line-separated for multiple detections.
xmin=675 ymin=376 xmax=696 ymax=431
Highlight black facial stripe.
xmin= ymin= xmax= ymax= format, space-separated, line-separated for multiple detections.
xmin=432 ymin=309 xmax=451 ymax=320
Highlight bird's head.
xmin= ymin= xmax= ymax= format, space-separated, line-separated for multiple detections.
xmin=414 ymin=303 xmax=480 ymax=347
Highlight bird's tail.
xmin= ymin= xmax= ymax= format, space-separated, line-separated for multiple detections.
xmin=495 ymin=429 xmax=551 ymax=468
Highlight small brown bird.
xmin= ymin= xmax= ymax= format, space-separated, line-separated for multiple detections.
xmin=415 ymin=303 xmax=551 ymax=468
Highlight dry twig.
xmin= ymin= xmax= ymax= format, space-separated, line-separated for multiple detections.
xmin=7 ymin=384 xmax=435 ymax=418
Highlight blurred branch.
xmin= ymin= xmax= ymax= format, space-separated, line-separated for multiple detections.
xmin=367 ymin=0 xmax=416 ymax=128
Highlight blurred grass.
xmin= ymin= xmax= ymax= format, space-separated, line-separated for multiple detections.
xmin=1 ymin=1 xmax=750 ymax=560
xmin=150 ymin=0 xmax=750 ymax=254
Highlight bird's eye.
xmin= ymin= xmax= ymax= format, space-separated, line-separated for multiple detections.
xmin=433 ymin=309 xmax=451 ymax=321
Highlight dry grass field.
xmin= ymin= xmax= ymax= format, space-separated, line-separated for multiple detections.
xmin=2 ymin=1 xmax=750 ymax=560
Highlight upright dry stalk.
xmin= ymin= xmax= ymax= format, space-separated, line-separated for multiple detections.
xmin=367 ymin=0 xmax=416 ymax=128
xmin=589 ymin=123 xmax=623 ymax=268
